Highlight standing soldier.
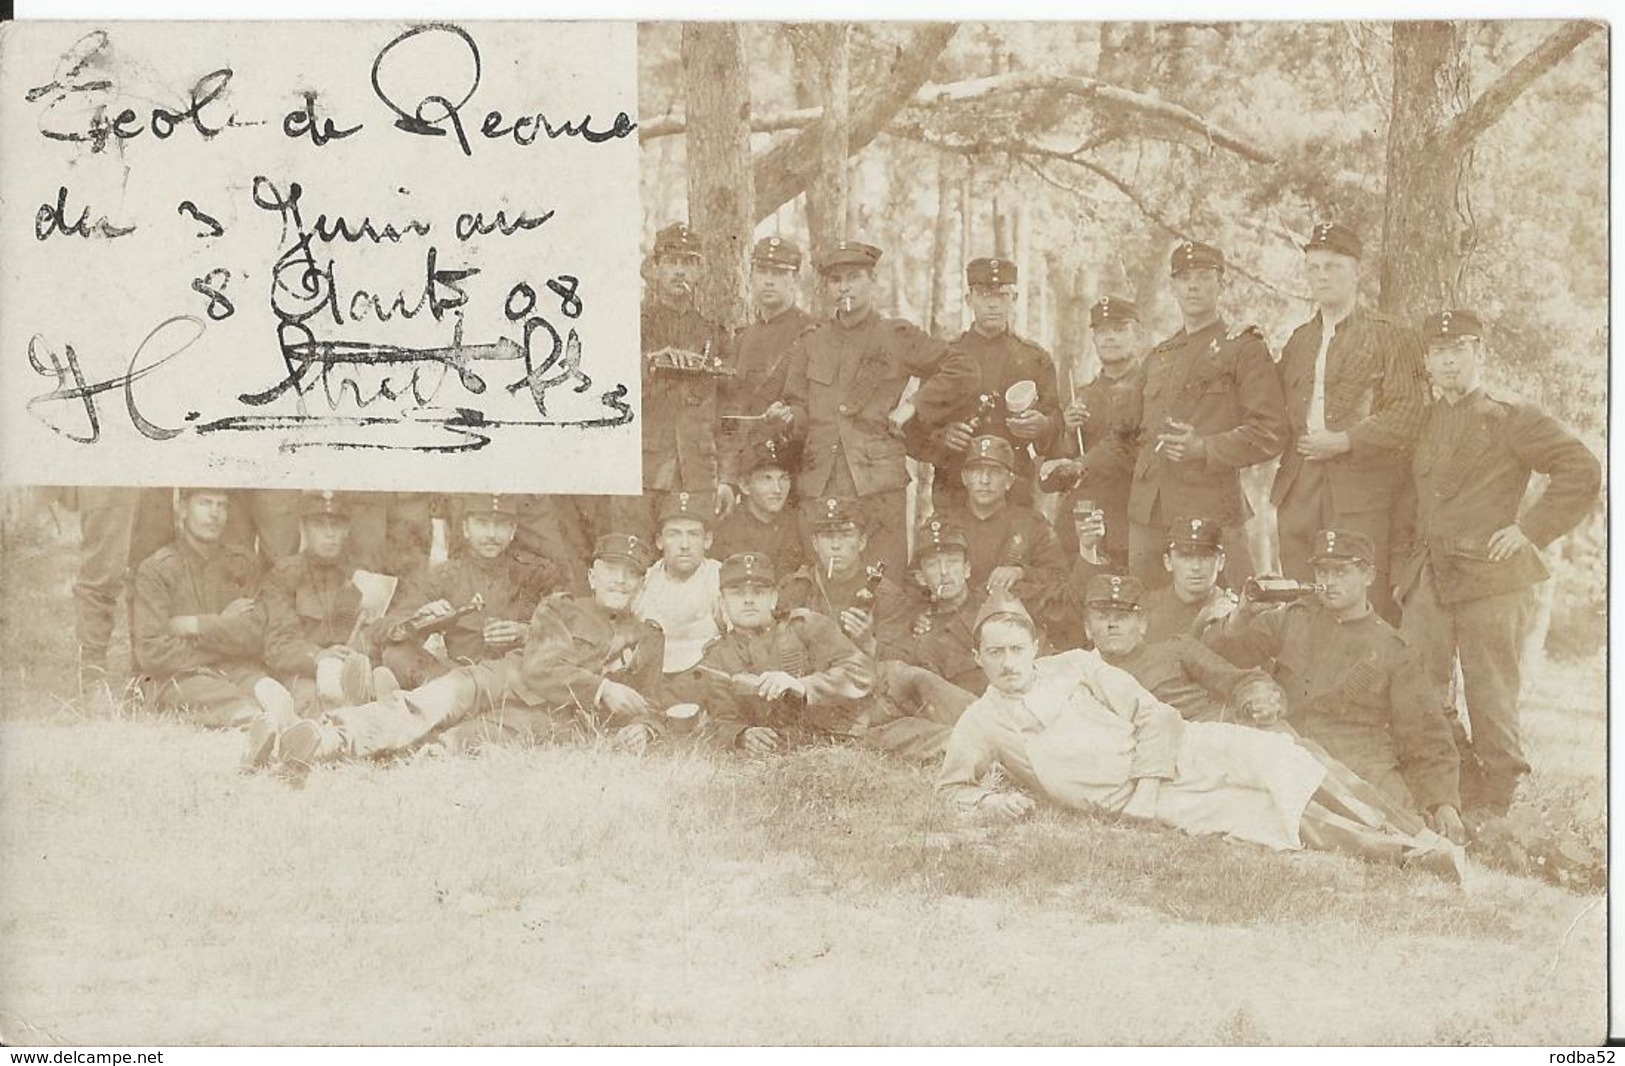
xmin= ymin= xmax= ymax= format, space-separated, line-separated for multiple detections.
xmin=1127 ymin=241 xmax=1286 ymax=587
xmin=65 ymin=486 xmax=140 ymax=693
xmin=349 ymin=491 xmax=435 ymax=580
xmin=1042 ymin=295 xmax=1147 ymax=563
xmin=1273 ymin=223 xmax=1428 ymax=622
xmin=1394 ymin=310 xmax=1600 ymax=816
xmin=132 ymin=488 xmax=275 ymax=728
xmin=630 ymin=221 xmax=734 ymax=540
xmin=769 ymin=239 xmax=980 ymax=574
xmin=378 ymin=494 xmax=562 ymax=689
xmin=915 ymin=257 xmax=1060 ymax=511
xmin=719 ymin=236 xmax=813 ymax=489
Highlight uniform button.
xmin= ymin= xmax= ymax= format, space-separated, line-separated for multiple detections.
xmin=838 ymin=404 xmax=850 ymax=415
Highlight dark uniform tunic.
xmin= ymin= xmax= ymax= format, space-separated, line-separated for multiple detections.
xmin=720 ymin=306 xmax=813 ymax=484
xmin=1206 ymin=601 xmax=1459 ymax=813
xmin=261 ymin=552 xmax=363 ymax=680
xmin=775 ymin=564 xmax=915 ymax=658
xmin=1101 ymin=636 xmax=1269 ymax=723
xmin=380 ymin=552 xmax=561 ymax=687
xmin=1127 ymin=320 xmax=1286 ymax=585
xmin=1273 ymin=308 xmax=1428 ymax=619
xmin=892 ymin=589 xmax=988 ymax=695
xmin=1043 ymin=362 xmax=1144 ymax=562
xmin=1141 ymin=585 xmax=1234 ymax=646
xmin=1392 ymin=385 xmax=1600 ymax=808
xmin=710 ymin=505 xmax=811 ymax=580
xmin=782 ymin=309 xmax=980 ymax=573
xmin=694 ymin=613 xmax=875 ymax=747
xmin=132 ymin=538 xmax=268 ymax=726
xmin=935 ymin=502 xmax=1067 ymax=617
xmin=913 ymin=327 xmax=1061 ymax=508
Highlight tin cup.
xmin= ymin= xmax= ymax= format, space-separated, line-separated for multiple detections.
xmin=1005 ymin=379 xmax=1038 ymax=414
xmin=664 ymin=703 xmax=702 ymax=735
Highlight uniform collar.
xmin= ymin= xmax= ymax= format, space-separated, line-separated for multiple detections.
xmin=833 ymin=307 xmax=876 ymax=331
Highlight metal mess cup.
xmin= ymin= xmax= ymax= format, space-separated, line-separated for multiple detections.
xmin=1004 ymin=379 xmax=1038 ymax=414
xmin=664 ymin=703 xmax=702 ymax=735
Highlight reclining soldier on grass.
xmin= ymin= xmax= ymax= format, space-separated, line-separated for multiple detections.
xmin=254 ymin=533 xmax=674 ymax=771
xmin=652 ymin=551 xmax=973 ymax=760
xmin=936 ymin=600 xmax=1467 ymax=882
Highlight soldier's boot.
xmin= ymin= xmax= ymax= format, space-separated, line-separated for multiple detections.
xmin=1300 ymin=801 xmax=1466 ymax=886
xmin=277 ymin=717 xmax=348 ymax=775
xmin=241 ymin=679 xmax=299 ymax=772
xmin=372 ymin=666 xmax=401 ymax=702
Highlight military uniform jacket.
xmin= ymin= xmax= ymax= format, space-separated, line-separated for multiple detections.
xmin=1206 ymin=602 xmax=1459 ymax=810
xmin=385 ymin=552 xmax=557 ymax=665
xmin=1102 ymin=637 xmax=1269 ymax=723
xmin=783 ymin=309 xmax=980 ymax=498
xmin=1393 ymin=387 xmax=1600 ymax=605
xmin=775 ymin=565 xmax=914 ymax=658
xmin=894 ymin=589 xmax=988 ymax=694
xmin=936 ymin=502 xmax=1067 ymax=614
xmin=1273 ymin=308 xmax=1428 ymax=514
xmin=262 ymin=552 xmax=363 ymax=678
xmin=507 ymin=593 xmax=669 ymax=714
xmin=710 ymin=505 xmax=811 ymax=579
xmin=133 ymin=539 xmax=266 ymax=679
xmin=1142 ymin=585 xmax=1232 ymax=646
xmin=719 ymin=306 xmax=813 ymax=482
xmin=1129 ymin=320 xmax=1286 ymax=527
xmin=1042 ymin=363 xmax=1144 ymax=559
xmin=911 ymin=327 xmax=1062 ymax=492
xmin=641 ymin=297 xmax=733 ymax=492
xmin=696 ymin=613 xmax=877 ymax=746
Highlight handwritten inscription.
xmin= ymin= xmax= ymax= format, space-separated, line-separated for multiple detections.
xmin=12 ymin=21 xmax=638 ymax=470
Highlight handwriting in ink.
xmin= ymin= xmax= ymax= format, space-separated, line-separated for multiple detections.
xmin=282 ymin=90 xmax=364 ymax=147
xmin=35 ymin=185 xmax=136 ymax=240
xmin=251 ymin=176 xmax=430 ymax=245
xmin=453 ymin=207 xmax=554 ymax=241
xmin=177 ymin=200 xmax=225 ymax=238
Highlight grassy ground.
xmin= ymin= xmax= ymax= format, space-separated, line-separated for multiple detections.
xmin=0 ymin=510 xmax=1607 ymax=1045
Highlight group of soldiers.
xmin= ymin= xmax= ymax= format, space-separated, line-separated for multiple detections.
xmin=64 ymin=215 xmax=1600 ymax=875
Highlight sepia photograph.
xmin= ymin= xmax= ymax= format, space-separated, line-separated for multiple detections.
xmin=0 ymin=14 xmax=1610 ymax=1047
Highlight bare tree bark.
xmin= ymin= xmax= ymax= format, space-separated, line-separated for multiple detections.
xmin=928 ymin=154 xmax=955 ymax=335
xmin=681 ymin=23 xmax=755 ymax=330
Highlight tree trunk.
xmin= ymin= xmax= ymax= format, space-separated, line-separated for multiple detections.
xmin=681 ymin=23 xmax=755 ymax=330
xmin=928 ymin=154 xmax=956 ymax=335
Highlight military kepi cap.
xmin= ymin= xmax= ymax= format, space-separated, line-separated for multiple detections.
xmin=719 ymin=551 xmax=776 ymax=589
xmin=811 ymin=497 xmax=865 ymax=533
xmin=817 ymin=239 xmax=882 ymax=274
xmin=1170 ymin=241 xmax=1225 ymax=275
xmin=300 ymin=489 xmax=352 ymax=518
xmin=744 ymin=434 xmax=802 ymax=476
xmin=1304 ymin=221 xmax=1362 ymax=259
xmin=654 ymin=222 xmax=703 ymax=258
xmin=1422 ymin=308 xmax=1484 ymax=342
xmin=1084 ymin=573 xmax=1145 ymax=610
xmin=912 ymin=516 xmax=969 ymax=564
xmin=658 ymin=490 xmax=713 ymax=528
xmin=1309 ymin=528 xmax=1375 ymax=564
xmin=966 ymin=257 xmax=1017 ymax=288
xmin=593 ymin=533 xmax=652 ymax=572
xmin=1090 ymin=295 xmax=1139 ymax=327
xmin=752 ymin=236 xmax=802 ymax=270
xmin=964 ymin=434 xmax=1017 ymax=472
xmin=1166 ymin=515 xmax=1223 ymax=553
xmin=455 ymin=493 xmax=519 ymax=519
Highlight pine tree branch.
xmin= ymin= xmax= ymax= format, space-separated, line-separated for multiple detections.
xmin=1438 ymin=20 xmax=1602 ymax=156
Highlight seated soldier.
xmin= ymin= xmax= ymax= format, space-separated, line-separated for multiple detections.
xmin=634 ymin=491 xmax=725 ymax=674
xmin=1084 ymin=573 xmax=1273 ymax=724
xmin=1205 ymin=528 xmax=1466 ymax=844
xmin=133 ymin=486 xmax=280 ymax=729
xmin=776 ymin=497 xmax=913 ymax=658
xmin=379 ymin=494 xmax=561 ymax=688
xmin=937 ymin=603 xmax=1466 ymax=881
xmin=269 ymin=534 xmax=670 ymax=769
xmin=935 ymin=435 xmax=1066 ymax=608
xmin=1140 ymin=516 xmax=1239 ymax=644
xmin=710 ymin=435 xmax=810 ymax=577
xmin=1043 ymin=499 xmax=1119 ymax=651
xmin=667 ymin=552 xmax=972 ymax=762
xmin=891 ymin=518 xmax=989 ymax=694
xmin=252 ymin=491 xmax=398 ymax=758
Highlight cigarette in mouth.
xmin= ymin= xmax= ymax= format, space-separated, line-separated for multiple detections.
xmin=827 ymin=557 xmax=835 ymax=580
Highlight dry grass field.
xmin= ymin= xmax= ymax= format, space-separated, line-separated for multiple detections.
xmin=0 ymin=513 xmax=1606 ymax=1045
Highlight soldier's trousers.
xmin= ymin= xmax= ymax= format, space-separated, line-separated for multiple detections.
xmin=865 ymin=661 xmax=976 ymax=762
xmin=1400 ymin=565 xmax=1532 ymax=812
xmin=1275 ymin=465 xmax=1397 ymax=623
xmin=149 ymin=662 xmax=268 ymax=728
xmin=328 ymin=661 xmax=558 ymax=758
xmin=72 ymin=487 xmax=139 ymax=677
